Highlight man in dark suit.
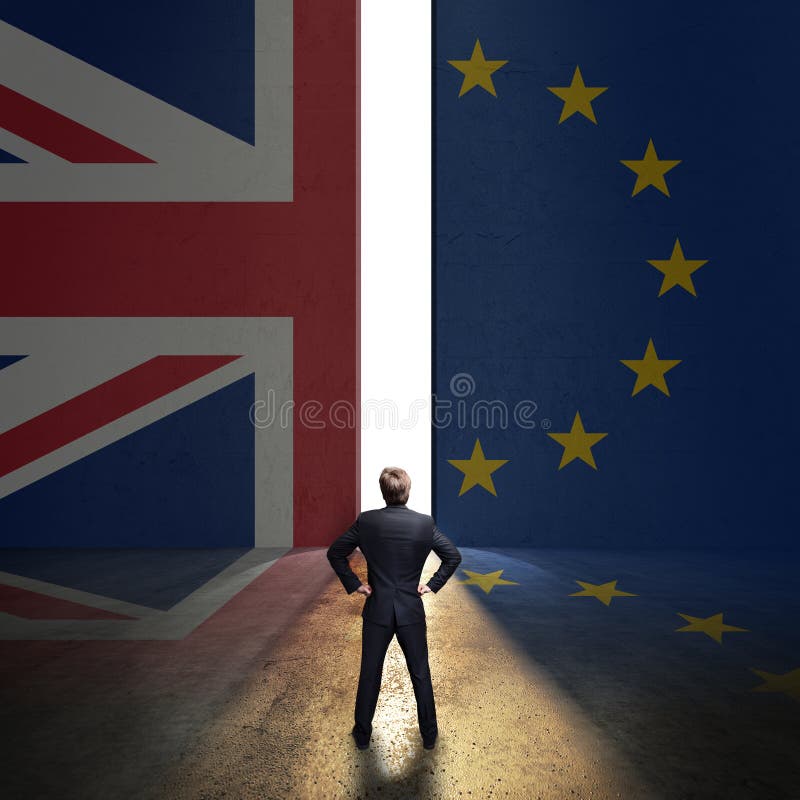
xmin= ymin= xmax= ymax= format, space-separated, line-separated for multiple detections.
xmin=327 ymin=466 xmax=462 ymax=751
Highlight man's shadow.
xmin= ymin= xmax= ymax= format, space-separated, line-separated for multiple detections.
xmin=353 ymin=738 xmax=440 ymax=798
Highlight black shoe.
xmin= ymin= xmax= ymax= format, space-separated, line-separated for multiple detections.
xmin=351 ymin=729 xmax=369 ymax=750
xmin=422 ymin=735 xmax=437 ymax=750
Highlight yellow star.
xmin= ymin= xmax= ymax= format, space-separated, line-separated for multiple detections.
xmin=547 ymin=411 xmax=607 ymax=470
xmin=447 ymin=39 xmax=508 ymax=98
xmin=675 ymin=612 xmax=748 ymax=644
xmin=459 ymin=569 xmax=520 ymax=594
xmin=647 ymin=238 xmax=709 ymax=297
xmin=620 ymin=138 xmax=681 ymax=197
xmin=750 ymin=667 xmax=800 ymax=702
xmin=569 ymin=580 xmax=637 ymax=606
xmin=447 ymin=438 xmax=509 ymax=496
xmin=547 ymin=65 xmax=608 ymax=124
xmin=620 ymin=338 xmax=681 ymax=397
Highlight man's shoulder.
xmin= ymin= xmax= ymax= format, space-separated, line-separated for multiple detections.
xmin=405 ymin=507 xmax=434 ymax=525
xmin=360 ymin=506 xmax=433 ymax=526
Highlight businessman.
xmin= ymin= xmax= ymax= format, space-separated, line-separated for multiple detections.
xmin=327 ymin=467 xmax=462 ymax=751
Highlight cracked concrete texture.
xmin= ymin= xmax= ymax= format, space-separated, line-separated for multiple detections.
xmin=158 ymin=551 xmax=656 ymax=800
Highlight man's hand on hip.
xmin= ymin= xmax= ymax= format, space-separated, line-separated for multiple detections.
xmin=418 ymin=584 xmax=432 ymax=595
xmin=356 ymin=584 xmax=372 ymax=596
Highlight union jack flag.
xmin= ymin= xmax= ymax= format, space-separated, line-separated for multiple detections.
xmin=0 ymin=0 xmax=359 ymax=638
xmin=0 ymin=0 xmax=292 ymax=200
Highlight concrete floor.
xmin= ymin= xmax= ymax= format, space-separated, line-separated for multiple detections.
xmin=0 ymin=547 xmax=798 ymax=799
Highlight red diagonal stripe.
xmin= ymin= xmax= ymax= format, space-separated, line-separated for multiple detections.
xmin=0 ymin=584 xmax=135 ymax=620
xmin=0 ymin=355 xmax=241 ymax=478
xmin=0 ymin=84 xmax=154 ymax=163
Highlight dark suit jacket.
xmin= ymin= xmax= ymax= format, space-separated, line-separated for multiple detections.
xmin=326 ymin=505 xmax=462 ymax=626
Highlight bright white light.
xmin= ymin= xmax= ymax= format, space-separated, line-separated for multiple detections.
xmin=360 ymin=4 xmax=431 ymax=513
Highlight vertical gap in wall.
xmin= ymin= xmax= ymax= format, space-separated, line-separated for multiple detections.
xmin=354 ymin=0 xmax=362 ymax=513
xmin=360 ymin=4 xmax=432 ymax=513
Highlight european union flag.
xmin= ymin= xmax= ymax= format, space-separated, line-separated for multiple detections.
xmin=434 ymin=1 xmax=800 ymax=550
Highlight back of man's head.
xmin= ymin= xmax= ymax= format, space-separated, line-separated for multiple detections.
xmin=379 ymin=467 xmax=411 ymax=506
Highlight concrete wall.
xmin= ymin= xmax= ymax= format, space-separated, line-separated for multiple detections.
xmin=0 ymin=1 xmax=359 ymax=548
xmin=433 ymin=0 xmax=797 ymax=548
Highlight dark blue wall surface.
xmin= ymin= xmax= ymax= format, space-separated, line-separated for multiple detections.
xmin=434 ymin=2 xmax=800 ymax=547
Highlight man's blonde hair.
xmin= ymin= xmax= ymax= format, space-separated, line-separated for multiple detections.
xmin=379 ymin=467 xmax=411 ymax=506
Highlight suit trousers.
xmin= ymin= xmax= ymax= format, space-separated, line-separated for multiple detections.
xmin=353 ymin=605 xmax=438 ymax=743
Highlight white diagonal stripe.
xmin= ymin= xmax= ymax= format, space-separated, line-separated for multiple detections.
xmin=0 ymin=570 xmax=160 ymax=619
xmin=0 ymin=357 xmax=254 ymax=500
xmin=0 ymin=548 xmax=288 ymax=640
xmin=0 ymin=127 xmax=64 ymax=163
xmin=0 ymin=349 xmax=156 ymax=435
xmin=0 ymin=0 xmax=292 ymax=200
xmin=0 ymin=21 xmax=253 ymax=161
